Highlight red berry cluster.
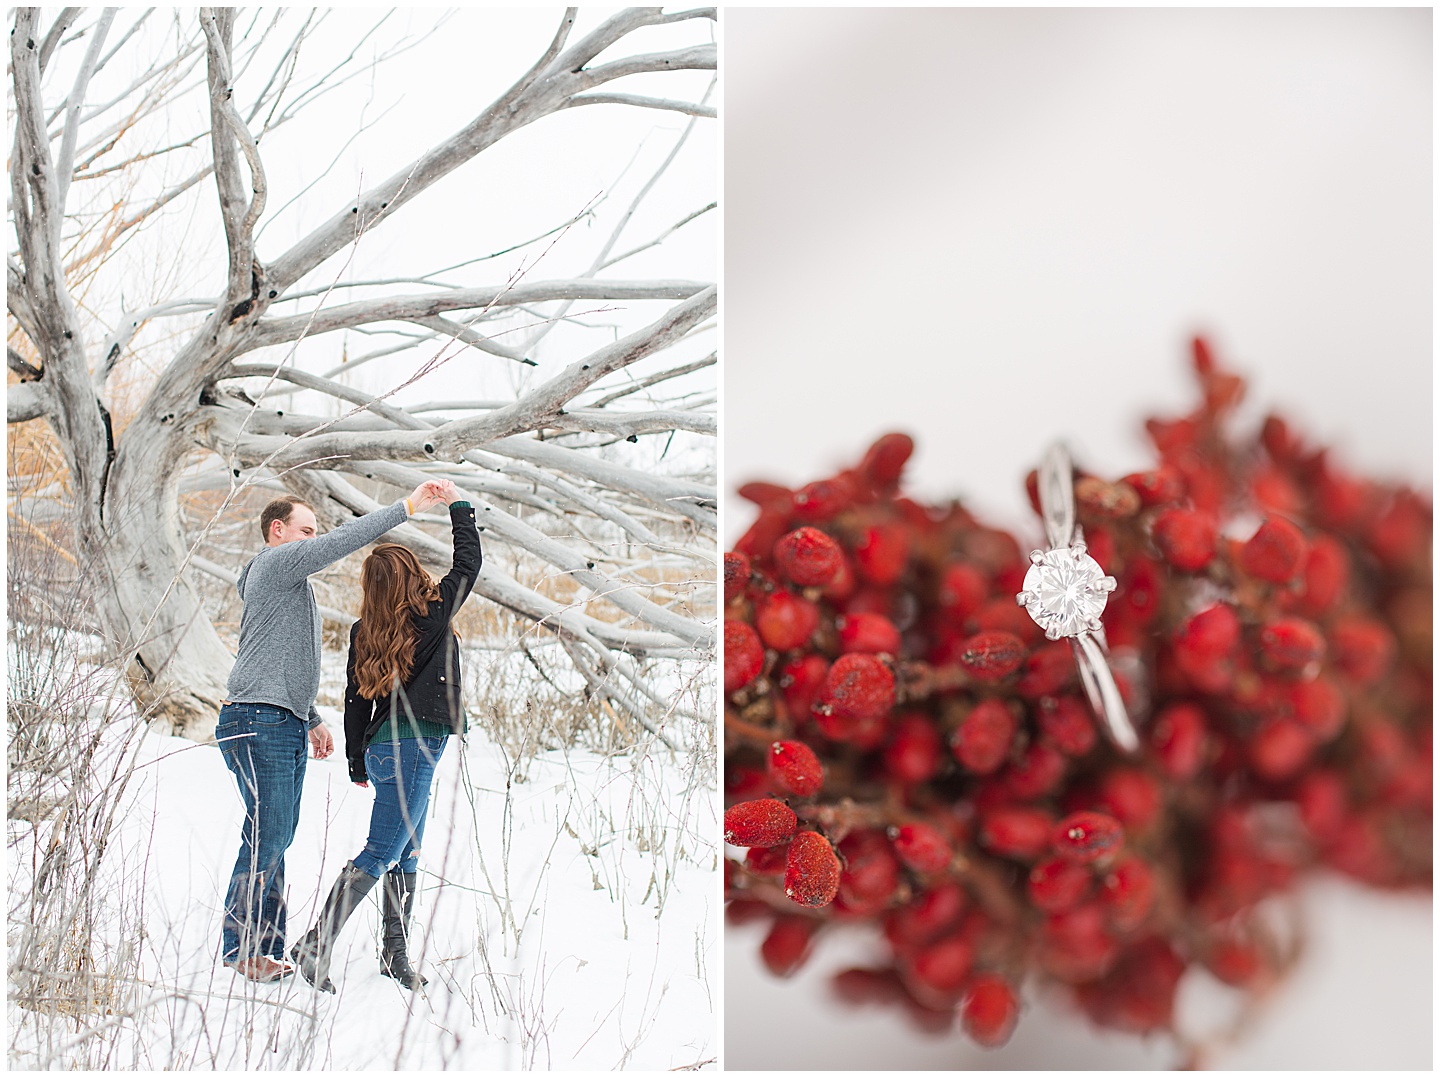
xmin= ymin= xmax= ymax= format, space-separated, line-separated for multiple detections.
xmin=723 ymin=340 xmax=1430 ymax=1053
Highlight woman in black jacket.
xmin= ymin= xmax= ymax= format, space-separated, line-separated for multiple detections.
xmin=292 ymin=480 xmax=480 ymax=992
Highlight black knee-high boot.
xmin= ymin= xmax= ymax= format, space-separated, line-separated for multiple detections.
xmin=379 ymin=868 xmax=427 ymax=989
xmin=290 ymin=862 xmax=378 ymax=993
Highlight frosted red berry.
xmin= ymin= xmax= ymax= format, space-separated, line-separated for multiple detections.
xmin=1205 ymin=937 xmax=1262 ymax=987
xmin=738 ymin=481 xmax=793 ymax=510
xmin=1100 ymin=855 xmax=1156 ymax=931
xmin=768 ymin=739 xmax=824 ymax=798
xmin=1294 ymin=535 xmax=1349 ymax=615
xmin=734 ymin=508 xmax=788 ymax=562
xmin=938 ymin=562 xmax=988 ymax=623
xmin=1315 ymin=466 xmax=1372 ymax=530
xmin=791 ymin=475 xmax=857 ymax=522
xmin=979 ymin=806 xmax=1055 ymax=860
xmin=891 ymin=822 xmax=952 ymax=875
xmin=971 ymin=599 xmax=1036 ymax=644
xmin=1258 ymin=616 xmax=1326 ymax=672
xmin=1017 ymin=643 xmax=1075 ymax=698
xmin=961 ymin=974 xmax=1019 ymax=1048
xmin=755 ymin=590 xmax=820 ymax=652
xmin=1111 ymin=555 xmax=1164 ymax=638
xmin=908 ymin=935 xmax=974 ymax=994
xmin=830 ymin=967 xmax=906 ymax=1008
xmin=724 ymin=551 xmax=751 ymax=603
xmin=1149 ymin=702 xmax=1207 ymax=780
xmin=785 ymin=830 xmax=842 ymax=908
xmin=1076 ymin=476 xmax=1141 ymax=521
xmin=778 ymin=653 xmax=828 ymax=719
xmin=1096 ymin=768 xmax=1162 ymax=831
xmin=855 ymin=522 xmax=909 ymax=585
xmin=724 ymin=799 xmax=798 ymax=848
xmin=1329 ymin=617 xmax=1396 ymax=684
xmin=724 ymin=620 xmax=764 ymax=694
xmin=819 ymin=653 xmax=895 ymax=724
xmin=1260 ymin=413 xmax=1302 ymax=462
xmin=884 ymin=714 xmax=942 ymax=784
xmin=1122 ymin=464 xmax=1185 ymax=507
xmin=1041 ymin=902 xmax=1119 ymax=983
xmin=1052 ymin=811 xmax=1124 ymax=864
xmin=956 ymin=630 xmax=1027 ymax=681
xmin=951 ymin=698 xmax=1018 ymax=775
xmin=1368 ymin=490 xmax=1428 ymax=568
xmin=775 ymin=526 xmax=844 ymax=587
xmin=1286 ymin=676 xmax=1346 ymax=740
xmin=1037 ymin=695 xmax=1098 ymax=757
xmin=1152 ymin=507 xmax=1218 ymax=571
xmin=1076 ymin=936 xmax=1184 ymax=1033
xmin=1240 ymin=516 xmax=1308 ymax=583
xmin=885 ymin=883 xmax=966 ymax=947
xmin=1005 ymin=741 xmax=1068 ymax=800
xmin=1146 ymin=415 xmax=1198 ymax=455
xmin=859 ymin=432 xmax=915 ymax=489
xmin=1249 ymin=718 xmax=1315 ymax=781
xmin=1027 ymin=856 xmax=1092 ymax=913
xmin=1173 ymin=604 xmax=1241 ymax=692
xmin=837 ymin=831 xmax=901 ymax=915
xmin=760 ymin=917 xmax=815 ymax=977
xmin=821 ymin=553 xmax=858 ymax=604
xmin=1296 ymin=769 xmax=1348 ymax=841
xmin=838 ymin=612 xmax=901 ymax=655
xmin=1252 ymin=465 xmax=1305 ymax=516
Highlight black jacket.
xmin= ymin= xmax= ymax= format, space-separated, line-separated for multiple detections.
xmin=344 ymin=502 xmax=481 ymax=781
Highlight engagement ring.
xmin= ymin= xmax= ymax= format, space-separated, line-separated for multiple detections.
xmin=1015 ymin=443 xmax=1139 ymax=753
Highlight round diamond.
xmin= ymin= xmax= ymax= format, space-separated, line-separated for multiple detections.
xmin=1021 ymin=548 xmax=1111 ymax=639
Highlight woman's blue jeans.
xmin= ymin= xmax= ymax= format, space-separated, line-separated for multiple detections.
xmin=216 ymin=703 xmax=308 ymax=963
xmin=352 ymin=735 xmax=447 ymax=878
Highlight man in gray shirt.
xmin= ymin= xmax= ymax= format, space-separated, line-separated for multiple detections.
xmin=218 ymin=479 xmax=448 ymax=982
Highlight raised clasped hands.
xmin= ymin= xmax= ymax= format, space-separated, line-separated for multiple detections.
xmin=408 ymin=478 xmax=458 ymax=513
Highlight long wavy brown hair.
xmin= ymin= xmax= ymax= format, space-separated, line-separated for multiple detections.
xmin=353 ymin=544 xmax=440 ymax=699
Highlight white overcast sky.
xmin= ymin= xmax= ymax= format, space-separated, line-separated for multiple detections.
xmin=724 ymin=7 xmax=1430 ymax=545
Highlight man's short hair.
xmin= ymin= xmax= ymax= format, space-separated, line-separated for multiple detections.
xmin=259 ymin=495 xmax=313 ymax=541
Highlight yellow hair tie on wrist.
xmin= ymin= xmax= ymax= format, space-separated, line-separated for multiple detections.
xmin=405 ymin=497 xmax=414 ymax=516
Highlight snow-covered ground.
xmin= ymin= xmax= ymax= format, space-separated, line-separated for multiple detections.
xmin=8 ymin=647 xmax=718 ymax=1071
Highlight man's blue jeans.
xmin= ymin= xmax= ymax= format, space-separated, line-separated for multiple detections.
xmin=353 ymin=735 xmax=447 ymax=878
xmin=216 ymin=703 xmax=307 ymax=962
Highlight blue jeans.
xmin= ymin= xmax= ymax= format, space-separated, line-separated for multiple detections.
xmin=216 ymin=703 xmax=308 ymax=962
xmin=352 ymin=735 xmax=447 ymax=878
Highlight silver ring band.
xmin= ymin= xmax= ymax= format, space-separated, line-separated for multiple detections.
xmin=1016 ymin=443 xmax=1139 ymax=754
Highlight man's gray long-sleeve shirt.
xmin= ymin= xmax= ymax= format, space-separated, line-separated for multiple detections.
xmin=226 ymin=500 xmax=410 ymax=727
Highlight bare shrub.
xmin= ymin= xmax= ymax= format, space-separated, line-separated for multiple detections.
xmin=7 ymin=522 xmax=152 ymax=1067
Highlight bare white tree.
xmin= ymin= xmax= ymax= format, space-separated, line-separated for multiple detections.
xmin=8 ymin=7 xmax=717 ymax=741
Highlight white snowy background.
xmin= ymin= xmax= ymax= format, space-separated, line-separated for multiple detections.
xmin=723 ymin=8 xmax=1430 ymax=1070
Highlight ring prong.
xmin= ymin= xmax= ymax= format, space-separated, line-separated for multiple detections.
xmin=1071 ymin=540 xmax=1087 ymax=560
xmin=1015 ymin=590 xmax=1031 ymax=607
xmin=1029 ymin=549 xmax=1045 ymax=565
xmin=1045 ymin=625 xmax=1063 ymax=641
xmin=1086 ymin=617 xmax=1104 ymax=633
xmin=1099 ymin=576 xmax=1117 ymax=593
